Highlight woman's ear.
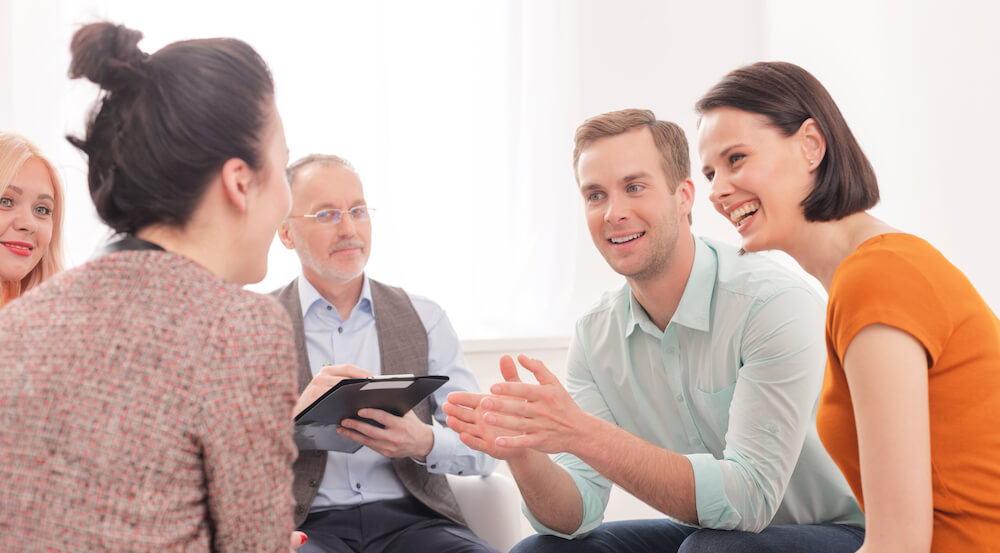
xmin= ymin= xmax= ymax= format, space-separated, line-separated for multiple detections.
xmin=220 ymin=158 xmax=252 ymax=213
xmin=798 ymin=118 xmax=826 ymax=173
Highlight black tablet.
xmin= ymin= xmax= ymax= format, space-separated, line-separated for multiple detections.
xmin=293 ymin=374 xmax=449 ymax=452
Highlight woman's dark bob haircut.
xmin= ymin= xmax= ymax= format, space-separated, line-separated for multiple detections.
xmin=696 ymin=61 xmax=878 ymax=222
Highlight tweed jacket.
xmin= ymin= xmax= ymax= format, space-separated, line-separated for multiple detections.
xmin=271 ymin=277 xmax=465 ymax=527
xmin=0 ymin=250 xmax=299 ymax=553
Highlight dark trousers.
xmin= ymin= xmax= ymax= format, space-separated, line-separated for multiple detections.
xmin=297 ymin=496 xmax=500 ymax=553
xmin=511 ymin=518 xmax=865 ymax=553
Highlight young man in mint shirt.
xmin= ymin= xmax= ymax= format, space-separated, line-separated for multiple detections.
xmin=445 ymin=109 xmax=864 ymax=553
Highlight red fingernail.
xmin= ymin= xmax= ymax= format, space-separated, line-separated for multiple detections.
xmin=301 ymin=534 xmax=308 ymax=544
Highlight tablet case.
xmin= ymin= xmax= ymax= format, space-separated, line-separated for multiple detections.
xmin=293 ymin=375 xmax=449 ymax=452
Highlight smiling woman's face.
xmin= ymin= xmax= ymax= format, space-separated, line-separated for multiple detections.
xmin=0 ymin=157 xmax=55 ymax=283
xmin=698 ymin=107 xmax=815 ymax=253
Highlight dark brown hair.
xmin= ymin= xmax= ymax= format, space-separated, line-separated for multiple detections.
xmin=67 ymin=22 xmax=275 ymax=234
xmin=695 ymin=61 xmax=878 ymax=221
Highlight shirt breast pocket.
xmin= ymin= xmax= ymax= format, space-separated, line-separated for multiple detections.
xmin=691 ymin=381 xmax=736 ymax=446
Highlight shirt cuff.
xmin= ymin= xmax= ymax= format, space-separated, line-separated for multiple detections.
xmin=521 ymin=463 xmax=603 ymax=539
xmin=687 ymin=453 xmax=740 ymax=529
xmin=422 ymin=425 xmax=459 ymax=473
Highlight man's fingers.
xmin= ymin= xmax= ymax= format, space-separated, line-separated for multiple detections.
xmin=447 ymin=391 xmax=487 ymax=409
xmin=458 ymin=431 xmax=492 ymax=453
xmin=356 ymin=408 xmax=395 ymax=426
xmin=489 ymin=381 xmax=546 ymax=401
xmin=446 ymin=415 xmax=480 ymax=436
xmin=483 ymin=410 xmax=535 ymax=432
xmin=480 ymin=395 xmax=533 ymax=417
xmin=339 ymin=418 xmax=384 ymax=440
xmin=442 ymin=401 xmax=477 ymax=424
xmin=319 ymin=364 xmax=373 ymax=379
xmin=499 ymin=354 xmax=524 ymax=383
xmin=495 ymin=433 xmax=533 ymax=449
xmin=517 ymin=354 xmax=561 ymax=386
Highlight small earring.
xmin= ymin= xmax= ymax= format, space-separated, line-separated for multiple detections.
xmin=809 ymin=159 xmax=815 ymax=165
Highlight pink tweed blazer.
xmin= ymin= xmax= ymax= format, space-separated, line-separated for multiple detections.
xmin=0 ymin=250 xmax=299 ymax=552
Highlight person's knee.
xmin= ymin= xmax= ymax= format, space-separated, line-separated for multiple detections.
xmin=678 ymin=529 xmax=778 ymax=553
xmin=510 ymin=534 xmax=577 ymax=553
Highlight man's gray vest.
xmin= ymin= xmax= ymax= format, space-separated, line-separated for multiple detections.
xmin=271 ymin=278 xmax=465 ymax=528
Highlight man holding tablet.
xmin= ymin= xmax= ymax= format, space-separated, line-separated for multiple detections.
xmin=271 ymin=154 xmax=498 ymax=553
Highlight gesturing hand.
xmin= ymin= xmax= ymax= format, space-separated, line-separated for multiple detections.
xmin=444 ymin=391 xmax=528 ymax=461
xmin=483 ymin=354 xmax=592 ymax=454
xmin=338 ymin=409 xmax=435 ymax=461
xmin=294 ymin=364 xmax=372 ymax=417
xmin=446 ymin=354 xmax=591 ymax=457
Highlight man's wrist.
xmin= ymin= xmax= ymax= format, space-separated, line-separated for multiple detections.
xmin=568 ymin=413 xmax=614 ymax=461
xmin=411 ymin=423 xmax=435 ymax=462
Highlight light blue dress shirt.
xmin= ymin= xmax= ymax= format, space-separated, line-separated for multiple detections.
xmin=297 ymin=275 xmax=497 ymax=509
xmin=526 ymin=237 xmax=864 ymax=537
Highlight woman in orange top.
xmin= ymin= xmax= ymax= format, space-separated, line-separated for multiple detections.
xmin=696 ymin=61 xmax=1000 ymax=552
xmin=0 ymin=132 xmax=64 ymax=308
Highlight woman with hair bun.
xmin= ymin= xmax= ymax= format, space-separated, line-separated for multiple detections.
xmin=0 ymin=22 xmax=306 ymax=552
xmin=0 ymin=132 xmax=64 ymax=308
xmin=696 ymin=61 xmax=1000 ymax=553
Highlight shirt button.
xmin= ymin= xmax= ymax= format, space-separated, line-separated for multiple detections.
xmin=326 ymin=305 xmax=332 ymax=311
xmin=676 ymin=394 xmax=684 ymax=403
xmin=766 ymin=424 xmax=779 ymax=434
xmin=338 ymin=327 xmax=344 ymax=334
xmin=457 ymin=470 xmax=463 ymax=475
xmin=666 ymin=346 xmax=677 ymax=354
xmin=309 ymin=479 xmax=318 ymax=487
xmin=296 ymin=505 xmax=305 ymax=514
xmin=430 ymin=463 xmax=438 ymax=469
xmin=355 ymin=482 xmax=361 ymax=489
xmin=690 ymin=438 xmax=700 ymax=446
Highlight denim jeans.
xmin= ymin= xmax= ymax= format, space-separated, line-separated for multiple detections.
xmin=510 ymin=518 xmax=864 ymax=553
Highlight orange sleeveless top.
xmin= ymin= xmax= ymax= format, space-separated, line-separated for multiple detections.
xmin=817 ymin=234 xmax=1000 ymax=552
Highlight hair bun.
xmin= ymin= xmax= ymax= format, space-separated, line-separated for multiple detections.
xmin=68 ymin=22 xmax=147 ymax=92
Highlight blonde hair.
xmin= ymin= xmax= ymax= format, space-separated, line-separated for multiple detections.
xmin=0 ymin=132 xmax=65 ymax=307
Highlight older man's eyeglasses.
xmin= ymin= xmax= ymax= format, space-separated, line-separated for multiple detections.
xmin=288 ymin=206 xmax=372 ymax=224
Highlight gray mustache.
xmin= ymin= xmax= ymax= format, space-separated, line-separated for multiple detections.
xmin=328 ymin=240 xmax=364 ymax=255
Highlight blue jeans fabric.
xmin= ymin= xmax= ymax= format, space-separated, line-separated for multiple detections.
xmin=510 ymin=519 xmax=864 ymax=553
xmin=297 ymin=496 xmax=499 ymax=553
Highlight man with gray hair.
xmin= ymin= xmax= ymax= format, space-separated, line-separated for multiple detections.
xmin=271 ymin=154 xmax=498 ymax=553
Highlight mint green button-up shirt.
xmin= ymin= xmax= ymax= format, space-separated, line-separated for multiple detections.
xmin=526 ymin=237 xmax=864 ymax=537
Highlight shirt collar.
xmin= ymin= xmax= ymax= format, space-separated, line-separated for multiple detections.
xmin=297 ymin=273 xmax=373 ymax=321
xmin=624 ymin=237 xmax=716 ymax=337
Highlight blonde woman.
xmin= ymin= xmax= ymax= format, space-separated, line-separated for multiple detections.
xmin=0 ymin=132 xmax=64 ymax=307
